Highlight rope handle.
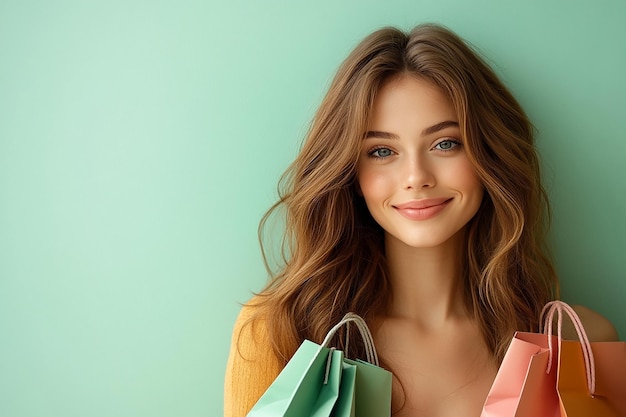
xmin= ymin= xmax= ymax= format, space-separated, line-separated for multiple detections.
xmin=321 ymin=312 xmax=379 ymax=366
xmin=540 ymin=300 xmax=596 ymax=396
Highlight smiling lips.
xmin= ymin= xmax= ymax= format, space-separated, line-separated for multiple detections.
xmin=393 ymin=198 xmax=453 ymax=220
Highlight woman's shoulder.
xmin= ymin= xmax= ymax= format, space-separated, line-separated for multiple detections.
xmin=225 ymin=297 xmax=282 ymax=417
xmin=230 ymin=296 xmax=272 ymax=349
xmin=564 ymin=304 xmax=620 ymax=342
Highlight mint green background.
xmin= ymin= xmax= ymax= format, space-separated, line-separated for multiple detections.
xmin=0 ymin=1 xmax=624 ymax=416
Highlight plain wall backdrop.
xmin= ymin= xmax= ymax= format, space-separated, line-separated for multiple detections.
xmin=1 ymin=0 xmax=624 ymax=416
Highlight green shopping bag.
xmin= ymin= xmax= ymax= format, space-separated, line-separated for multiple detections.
xmin=246 ymin=313 xmax=392 ymax=417
xmin=332 ymin=360 xmax=357 ymax=417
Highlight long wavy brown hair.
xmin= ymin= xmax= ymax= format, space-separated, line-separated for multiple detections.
xmin=244 ymin=23 xmax=558 ymax=366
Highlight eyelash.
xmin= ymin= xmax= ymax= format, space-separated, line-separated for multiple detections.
xmin=367 ymin=146 xmax=395 ymax=159
xmin=433 ymin=139 xmax=462 ymax=152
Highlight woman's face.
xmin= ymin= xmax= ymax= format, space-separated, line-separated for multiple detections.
xmin=357 ymin=75 xmax=483 ymax=249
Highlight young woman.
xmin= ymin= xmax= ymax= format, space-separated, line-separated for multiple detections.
xmin=224 ymin=24 xmax=618 ymax=417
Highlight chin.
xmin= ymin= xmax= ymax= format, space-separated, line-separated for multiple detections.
xmin=387 ymin=227 xmax=467 ymax=250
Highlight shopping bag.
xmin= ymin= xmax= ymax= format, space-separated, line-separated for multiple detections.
xmin=480 ymin=330 xmax=558 ymax=417
xmin=481 ymin=300 xmax=626 ymax=417
xmin=246 ymin=313 xmax=392 ymax=417
xmin=331 ymin=360 xmax=357 ymax=417
xmin=551 ymin=309 xmax=626 ymax=416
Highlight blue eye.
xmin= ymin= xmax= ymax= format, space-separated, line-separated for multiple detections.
xmin=434 ymin=139 xmax=461 ymax=151
xmin=369 ymin=147 xmax=394 ymax=158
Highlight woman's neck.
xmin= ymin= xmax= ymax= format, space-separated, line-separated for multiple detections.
xmin=384 ymin=230 xmax=468 ymax=328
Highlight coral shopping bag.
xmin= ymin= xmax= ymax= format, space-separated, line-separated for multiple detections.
xmin=481 ymin=300 xmax=626 ymax=417
xmin=246 ymin=313 xmax=392 ymax=417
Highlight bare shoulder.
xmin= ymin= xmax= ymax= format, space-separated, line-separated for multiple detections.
xmin=563 ymin=304 xmax=620 ymax=342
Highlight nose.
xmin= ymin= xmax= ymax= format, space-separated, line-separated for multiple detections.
xmin=402 ymin=154 xmax=435 ymax=189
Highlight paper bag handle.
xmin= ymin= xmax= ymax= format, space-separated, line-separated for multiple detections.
xmin=540 ymin=300 xmax=596 ymax=396
xmin=322 ymin=312 xmax=379 ymax=366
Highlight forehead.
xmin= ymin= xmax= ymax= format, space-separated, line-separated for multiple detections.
xmin=369 ymin=75 xmax=457 ymax=130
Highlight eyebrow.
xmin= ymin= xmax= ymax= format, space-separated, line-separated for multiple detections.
xmin=422 ymin=120 xmax=459 ymax=136
xmin=364 ymin=120 xmax=459 ymax=139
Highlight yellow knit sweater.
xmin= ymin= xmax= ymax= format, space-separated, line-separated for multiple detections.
xmin=224 ymin=304 xmax=283 ymax=417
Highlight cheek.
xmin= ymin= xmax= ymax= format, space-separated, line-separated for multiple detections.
xmin=448 ymin=160 xmax=483 ymax=199
xmin=357 ymin=167 xmax=394 ymax=202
